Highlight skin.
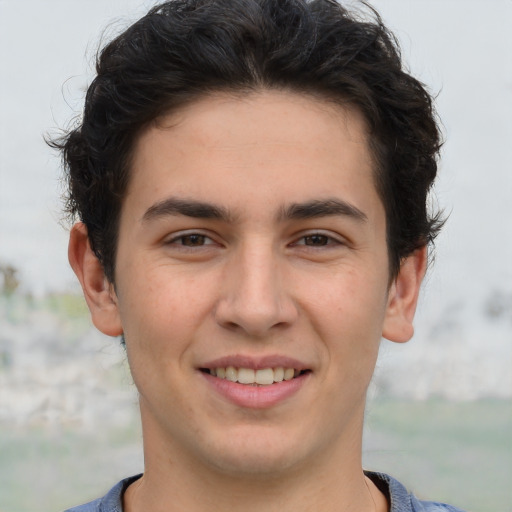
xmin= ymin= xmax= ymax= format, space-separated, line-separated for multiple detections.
xmin=69 ymin=90 xmax=426 ymax=512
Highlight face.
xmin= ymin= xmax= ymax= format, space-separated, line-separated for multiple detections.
xmin=74 ymin=90 xmax=423 ymax=479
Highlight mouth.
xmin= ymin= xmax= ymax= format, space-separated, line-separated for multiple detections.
xmin=200 ymin=367 xmax=311 ymax=386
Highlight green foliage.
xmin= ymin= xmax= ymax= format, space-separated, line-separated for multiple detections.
xmin=0 ymin=291 xmax=89 ymax=324
xmin=364 ymin=398 xmax=512 ymax=511
xmin=42 ymin=293 xmax=89 ymax=319
xmin=0 ymin=263 xmax=19 ymax=295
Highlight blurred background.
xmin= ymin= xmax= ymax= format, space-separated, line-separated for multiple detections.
xmin=0 ymin=0 xmax=510 ymax=511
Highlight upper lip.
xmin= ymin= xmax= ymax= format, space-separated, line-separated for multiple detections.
xmin=200 ymin=354 xmax=310 ymax=371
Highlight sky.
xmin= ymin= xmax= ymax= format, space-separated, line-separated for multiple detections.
xmin=0 ymin=0 xmax=511 ymax=369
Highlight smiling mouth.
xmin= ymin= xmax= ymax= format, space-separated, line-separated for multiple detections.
xmin=200 ymin=367 xmax=310 ymax=386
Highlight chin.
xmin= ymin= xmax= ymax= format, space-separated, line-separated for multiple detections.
xmin=196 ymin=424 xmax=315 ymax=478
xmin=206 ymin=449 xmax=303 ymax=479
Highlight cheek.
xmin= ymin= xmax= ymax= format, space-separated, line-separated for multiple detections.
xmin=300 ymin=267 xmax=388 ymax=372
xmin=117 ymin=264 xmax=218 ymax=357
xmin=302 ymin=264 xmax=388 ymax=330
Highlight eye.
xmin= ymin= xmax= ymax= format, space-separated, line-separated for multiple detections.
xmin=293 ymin=232 xmax=342 ymax=247
xmin=179 ymin=234 xmax=208 ymax=246
xmin=166 ymin=232 xmax=217 ymax=247
xmin=303 ymin=234 xmax=330 ymax=246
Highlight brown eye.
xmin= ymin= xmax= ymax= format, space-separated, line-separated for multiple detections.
xmin=180 ymin=234 xmax=207 ymax=246
xmin=303 ymin=234 xmax=330 ymax=246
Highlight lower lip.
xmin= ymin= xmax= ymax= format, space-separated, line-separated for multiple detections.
xmin=201 ymin=372 xmax=309 ymax=409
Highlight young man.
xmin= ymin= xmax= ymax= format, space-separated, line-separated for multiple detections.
xmin=55 ymin=0 xmax=465 ymax=510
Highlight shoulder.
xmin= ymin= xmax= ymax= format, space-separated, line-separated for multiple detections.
xmin=62 ymin=475 xmax=142 ymax=512
xmin=366 ymin=471 xmax=468 ymax=512
xmin=63 ymin=498 xmax=102 ymax=512
xmin=409 ymin=497 xmax=468 ymax=512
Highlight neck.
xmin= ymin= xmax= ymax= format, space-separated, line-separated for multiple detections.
xmin=125 ymin=465 xmax=379 ymax=512
xmin=124 ymin=404 xmax=388 ymax=512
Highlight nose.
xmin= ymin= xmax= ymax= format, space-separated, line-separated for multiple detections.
xmin=214 ymin=242 xmax=298 ymax=337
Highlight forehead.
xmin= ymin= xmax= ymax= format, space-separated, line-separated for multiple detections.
xmin=125 ymin=90 xmax=382 ymax=223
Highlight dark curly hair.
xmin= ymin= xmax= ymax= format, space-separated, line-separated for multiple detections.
xmin=51 ymin=0 xmax=443 ymax=282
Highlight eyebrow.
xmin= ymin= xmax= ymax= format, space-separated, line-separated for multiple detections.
xmin=279 ymin=198 xmax=367 ymax=222
xmin=142 ymin=197 xmax=234 ymax=223
xmin=141 ymin=196 xmax=367 ymax=224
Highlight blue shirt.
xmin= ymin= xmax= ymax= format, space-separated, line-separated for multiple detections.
xmin=63 ymin=472 xmax=467 ymax=512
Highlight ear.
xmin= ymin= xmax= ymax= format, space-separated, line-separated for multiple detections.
xmin=382 ymin=246 xmax=427 ymax=343
xmin=68 ymin=222 xmax=123 ymax=337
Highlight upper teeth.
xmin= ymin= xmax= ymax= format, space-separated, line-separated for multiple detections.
xmin=209 ymin=367 xmax=298 ymax=385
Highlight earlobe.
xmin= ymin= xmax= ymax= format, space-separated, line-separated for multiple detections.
xmin=382 ymin=247 xmax=427 ymax=343
xmin=68 ymin=222 xmax=123 ymax=337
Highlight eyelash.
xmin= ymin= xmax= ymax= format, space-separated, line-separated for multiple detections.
xmin=164 ymin=231 xmax=345 ymax=250
xmin=292 ymin=233 xmax=343 ymax=248
xmin=166 ymin=232 xmax=217 ymax=247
